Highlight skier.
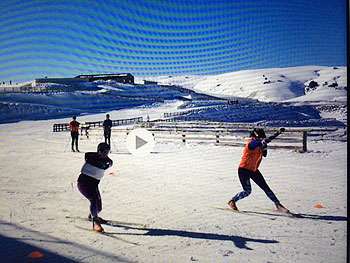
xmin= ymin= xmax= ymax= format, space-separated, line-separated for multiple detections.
xmin=228 ymin=128 xmax=290 ymax=213
xmin=103 ymin=114 xmax=113 ymax=147
xmin=69 ymin=116 xmax=80 ymax=152
xmin=77 ymin=143 xmax=113 ymax=232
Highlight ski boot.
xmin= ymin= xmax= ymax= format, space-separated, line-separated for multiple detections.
xmin=228 ymin=199 xmax=238 ymax=210
xmin=88 ymin=213 xmax=107 ymax=224
xmin=275 ymin=202 xmax=290 ymax=213
xmin=92 ymin=217 xmax=104 ymax=232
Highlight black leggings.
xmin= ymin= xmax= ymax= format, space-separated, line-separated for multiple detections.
xmin=71 ymin=131 xmax=79 ymax=150
xmin=233 ymin=168 xmax=279 ymax=203
xmin=77 ymin=182 xmax=102 ymax=218
xmin=104 ymin=130 xmax=111 ymax=146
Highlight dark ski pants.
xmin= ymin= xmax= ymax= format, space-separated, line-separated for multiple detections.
xmin=77 ymin=182 xmax=102 ymax=218
xmin=71 ymin=131 xmax=79 ymax=150
xmin=232 ymin=168 xmax=279 ymax=204
xmin=104 ymin=130 xmax=111 ymax=146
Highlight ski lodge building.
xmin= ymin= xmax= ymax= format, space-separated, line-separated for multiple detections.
xmin=35 ymin=73 xmax=134 ymax=85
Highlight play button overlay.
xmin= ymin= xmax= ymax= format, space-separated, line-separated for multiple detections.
xmin=126 ymin=128 xmax=155 ymax=155
xmin=136 ymin=135 xmax=148 ymax=149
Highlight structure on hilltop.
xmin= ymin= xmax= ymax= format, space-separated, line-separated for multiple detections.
xmin=35 ymin=73 xmax=134 ymax=85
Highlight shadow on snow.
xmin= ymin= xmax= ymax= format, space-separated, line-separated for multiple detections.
xmin=105 ymin=225 xmax=278 ymax=250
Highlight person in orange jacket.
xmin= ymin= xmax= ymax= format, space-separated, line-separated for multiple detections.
xmin=228 ymin=128 xmax=289 ymax=213
xmin=69 ymin=116 xmax=80 ymax=152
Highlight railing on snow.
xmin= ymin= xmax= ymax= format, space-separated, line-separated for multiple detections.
xmin=52 ymin=117 xmax=143 ymax=132
xmin=135 ymin=121 xmax=341 ymax=152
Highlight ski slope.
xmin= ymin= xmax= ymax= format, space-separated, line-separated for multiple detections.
xmin=0 ymin=66 xmax=347 ymax=126
xmin=0 ymin=104 xmax=347 ymax=262
xmin=147 ymin=66 xmax=347 ymax=103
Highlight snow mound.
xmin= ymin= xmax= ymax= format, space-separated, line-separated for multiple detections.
xmin=147 ymin=66 xmax=346 ymax=103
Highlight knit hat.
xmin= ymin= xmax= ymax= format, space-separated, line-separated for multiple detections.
xmin=250 ymin=128 xmax=266 ymax=139
xmin=97 ymin=142 xmax=110 ymax=152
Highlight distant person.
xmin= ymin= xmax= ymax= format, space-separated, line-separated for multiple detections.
xmin=77 ymin=143 xmax=113 ymax=232
xmin=80 ymin=122 xmax=90 ymax=139
xmin=103 ymin=114 xmax=113 ymax=146
xmin=228 ymin=128 xmax=290 ymax=213
xmin=69 ymin=116 xmax=80 ymax=152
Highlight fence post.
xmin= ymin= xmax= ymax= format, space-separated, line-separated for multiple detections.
xmin=302 ymin=131 xmax=307 ymax=152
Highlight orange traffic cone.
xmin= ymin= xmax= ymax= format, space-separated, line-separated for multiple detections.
xmin=28 ymin=251 xmax=44 ymax=258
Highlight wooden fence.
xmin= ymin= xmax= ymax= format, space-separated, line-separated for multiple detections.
xmin=163 ymin=105 xmax=228 ymax=118
xmin=59 ymin=119 xmax=342 ymax=152
xmin=135 ymin=121 xmax=341 ymax=152
xmin=52 ymin=117 xmax=143 ymax=132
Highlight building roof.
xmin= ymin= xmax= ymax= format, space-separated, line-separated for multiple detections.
xmin=75 ymin=73 xmax=133 ymax=78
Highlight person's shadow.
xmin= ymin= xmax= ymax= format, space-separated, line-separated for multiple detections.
xmin=105 ymin=225 xmax=278 ymax=250
xmin=289 ymin=213 xmax=347 ymax=221
xmin=242 ymin=210 xmax=348 ymax=221
xmin=104 ymin=211 xmax=347 ymax=249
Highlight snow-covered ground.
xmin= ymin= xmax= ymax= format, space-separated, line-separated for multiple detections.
xmin=0 ymin=102 xmax=348 ymax=263
xmin=142 ymin=66 xmax=347 ymax=126
xmin=0 ymin=66 xmax=347 ymax=262
xmin=147 ymin=66 xmax=347 ymax=103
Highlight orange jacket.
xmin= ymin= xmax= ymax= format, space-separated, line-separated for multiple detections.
xmin=239 ymin=139 xmax=263 ymax=172
xmin=69 ymin=120 xmax=80 ymax=132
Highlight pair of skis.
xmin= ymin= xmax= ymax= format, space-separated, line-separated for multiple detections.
xmin=212 ymin=207 xmax=300 ymax=219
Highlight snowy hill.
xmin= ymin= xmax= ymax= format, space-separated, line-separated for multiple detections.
xmin=145 ymin=66 xmax=347 ymax=103
xmin=0 ymin=82 xmax=211 ymax=124
xmin=0 ymin=66 xmax=346 ymax=125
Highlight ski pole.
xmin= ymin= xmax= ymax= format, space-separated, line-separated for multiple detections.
xmin=111 ymin=137 xmax=118 ymax=153
xmin=64 ymin=135 xmax=71 ymax=153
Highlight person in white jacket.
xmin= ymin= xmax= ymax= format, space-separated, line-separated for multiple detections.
xmin=77 ymin=143 xmax=113 ymax=232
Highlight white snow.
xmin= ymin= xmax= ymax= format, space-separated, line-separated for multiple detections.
xmin=0 ymin=66 xmax=347 ymax=262
xmin=146 ymin=66 xmax=347 ymax=103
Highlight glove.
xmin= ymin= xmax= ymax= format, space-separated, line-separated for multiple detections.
xmin=275 ymin=127 xmax=285 ymax=137
xmin=263 ymin=149 xmax=267 ymax=157
xmin=269 ymin=127 xmax=285 ymax=141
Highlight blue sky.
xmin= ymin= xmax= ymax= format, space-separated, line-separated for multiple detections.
xmin=0 ymin=0 xmax=347 ymax=82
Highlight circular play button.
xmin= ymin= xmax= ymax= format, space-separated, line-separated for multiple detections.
xmin=126 ymin=128 xmax=155 ymax=155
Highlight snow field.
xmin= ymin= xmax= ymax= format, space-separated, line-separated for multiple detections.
xmin=0 ymin=115 xmax=346 ymax=262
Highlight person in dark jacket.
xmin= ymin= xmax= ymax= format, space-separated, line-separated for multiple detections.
xmin=103 ymin=114 xmax=113 ymax=147
xmin=77 ymin=143 xmax=113 ymax=232
xmin=69 ymin=116 xmax=80 ymax=152
xmin=228 ymin=128 xmax=289 ymax=213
